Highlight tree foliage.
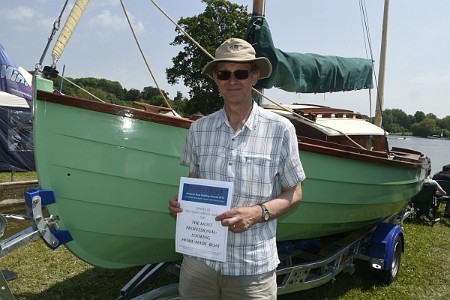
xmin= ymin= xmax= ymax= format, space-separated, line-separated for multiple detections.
xmin=52 ymin=76 xmax=184 ymax=112
xmin=382 ymin=109 xmax=410 ymax=132
xmin=411 ymin=118 xmax=439 ymax=137
xmin=382 ymin=108 xmax=449 ymax=138
xmin=414 ymin=111 xmax=426 ymax=123
xmin=166 ymin=0 xmax=251 ymax=115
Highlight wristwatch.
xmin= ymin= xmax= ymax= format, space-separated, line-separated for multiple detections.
xmin=259 ymin=203 xmax=270 ymax=222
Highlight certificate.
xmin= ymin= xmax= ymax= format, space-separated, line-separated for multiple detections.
xmin=175 ymin=177 xmax=233 ymax=262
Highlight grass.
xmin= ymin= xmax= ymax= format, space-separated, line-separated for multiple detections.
xmin=0 ymin=171 xmax=37 ymax=183
xmin=0 ymin=241 xmax=178 ymax=299
xmin=1 ymin=211 xmax=449 ymax=299
xmin=280 ymin=214 xmax=450 ymax=299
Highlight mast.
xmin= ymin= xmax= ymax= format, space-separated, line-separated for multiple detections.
xmin=374 ymin=0 xmax=389 ymax=127
xmin=252 ymin=0 xmax=265 ymax=15
xmin=252 ymin=0 xmax=265 ymax=106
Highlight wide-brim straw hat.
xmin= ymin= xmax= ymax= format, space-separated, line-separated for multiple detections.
xmin=202 ymin=38 xmax=272 ymax=79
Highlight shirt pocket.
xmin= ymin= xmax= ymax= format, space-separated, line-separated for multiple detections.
xmin=238 ymin=154 xmax=278 ymax=199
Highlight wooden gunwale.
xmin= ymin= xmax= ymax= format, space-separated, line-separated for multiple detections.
xmin=299 ymin=138 xmax=426 ymax=169
xmin=36 ymin=90 xmax=192 ymax=129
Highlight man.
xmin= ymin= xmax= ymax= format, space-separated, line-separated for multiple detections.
xmin=432 ymin=164 xmax=450 ymax=217
xmin=432 ymin=164 xmax=450 ymax=182
xmin=168 ymin=38 xmax=305 ymax=299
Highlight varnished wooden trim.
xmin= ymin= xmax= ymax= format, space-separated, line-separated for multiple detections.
xmin=37 ymin=90 xmax=192 ymax=129
xmin=298 ymin=137 xmax=428 ymax=169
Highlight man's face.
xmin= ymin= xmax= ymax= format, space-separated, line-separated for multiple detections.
xmin=213 ymin=62 xmax=260 ymax=105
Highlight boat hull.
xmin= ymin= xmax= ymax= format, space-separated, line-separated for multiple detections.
xmin=33 ymin=77 xmax=427 ymax=268
xmin=279 ymin=150 xmax=422 ymax=240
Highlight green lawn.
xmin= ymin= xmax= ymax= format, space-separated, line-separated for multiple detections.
xmin=0 ymin=171 xmax=37 ymax=183
xmin=1 ymin=212 xmax=449 ymax=299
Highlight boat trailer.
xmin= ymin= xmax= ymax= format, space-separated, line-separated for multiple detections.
xmin=116 ymin=210 xmax=409 ymax=299
xmin=0 ymin=190 xmax=410 ymax=299
xmin=0 ymin=189 xmax=72 ymax=300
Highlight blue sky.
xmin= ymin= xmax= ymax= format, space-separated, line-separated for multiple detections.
xmin=1 ymin=0 xmax=449 ymax=118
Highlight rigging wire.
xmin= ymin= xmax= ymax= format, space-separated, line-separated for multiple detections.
xmin=359 ymin=0 xmax=384 ymax=123
xmin=36 ymin=0 xmax=69 ymax=72
xmin=52 ymin=0 xmax=90 ymax=67
xmin=35 ymin=0 xmax=105 ymax=103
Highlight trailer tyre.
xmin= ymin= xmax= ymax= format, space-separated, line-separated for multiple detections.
xmin=375 ymin=235 xmax=402 ymax=285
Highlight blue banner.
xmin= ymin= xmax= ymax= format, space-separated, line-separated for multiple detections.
xmin=0 ymin=43 xmax=32 ymax=105
xmin=0 ymin=43 xmax=35 ymax=171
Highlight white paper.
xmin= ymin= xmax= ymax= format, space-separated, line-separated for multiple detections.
xmin=175 ymin=177 xmax=233 ymax=262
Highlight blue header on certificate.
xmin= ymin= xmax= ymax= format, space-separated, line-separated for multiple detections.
xmin=181 ymin=183 xmax=229 ymax=206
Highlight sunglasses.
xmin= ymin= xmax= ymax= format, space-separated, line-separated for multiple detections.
xmin=215 ymin=69 xmax=250 ymax=80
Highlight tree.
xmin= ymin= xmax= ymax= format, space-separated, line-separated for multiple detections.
xmin=411 ymin=118 xmax=438 ymax=137
xmin=125 ymin=88 xmax=141 ymax=101
xmin=390 ymin=109 xmax=410 ymax=131
xmin=141 ymin=86 xmax=161 ymax=101
xmin=171 ymin=91 xmax=189 ymax=116
xmin=174 ymin=91 xmax=184 ymax=102
xmin=381 ymin=110 xmax=394 ymax=132
xmin=54 ymin=76 xmax=130 ymax=105
xmin=426 ymin=113 xmax=437 ymax=119
xmin=166 ymin=0 xmax=251 ymax=115
xmin=382 ymin=109 xmax=411 ymax=133
xmin=414 ymin=111 xmax=426 ymax=123
xmin=437 ymin=116 xmax=450 ymax=131
xmin=149 ymin=95 xmax=166 ymax=106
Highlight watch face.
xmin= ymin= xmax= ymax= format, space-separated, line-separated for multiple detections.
xmin=260 ymin=204 xmax=270 ymax=222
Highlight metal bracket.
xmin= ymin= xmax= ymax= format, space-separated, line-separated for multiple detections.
xmin=118 ymin=262 xmax=180 ymax=300
xmin=24 ymin=188 xmax=73 ymax=250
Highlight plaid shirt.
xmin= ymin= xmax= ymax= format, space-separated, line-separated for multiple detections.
xmin=180 ymin=102 xmax=305 ymax=276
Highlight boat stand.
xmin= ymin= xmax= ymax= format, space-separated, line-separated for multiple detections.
xmin=117 ymin=262 xmax=180 ymax=300
xmin=0 ymin=270 xmax=16 ymax=300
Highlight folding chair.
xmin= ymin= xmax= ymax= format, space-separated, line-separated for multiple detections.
xmin=435 ymin=180 xmax=450 ymax=215
xmin=411 ymin=183 xmax=440 ymax=225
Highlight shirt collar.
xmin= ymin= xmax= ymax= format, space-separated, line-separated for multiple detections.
xmin=219 ymin=101 xmax=259 ymax=131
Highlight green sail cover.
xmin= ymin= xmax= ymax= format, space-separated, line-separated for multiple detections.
xmin=245 ymin=16 xmax=374 ymax=93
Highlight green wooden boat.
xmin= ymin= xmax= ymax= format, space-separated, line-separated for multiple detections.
xmin=29 ymin=0 xmax=430 ymax=269
xmin=32 ymin=76 xmax=429 ymax=269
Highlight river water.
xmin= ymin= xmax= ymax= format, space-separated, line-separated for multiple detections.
xmin=388 ymin=135 xmax=450 ymax=174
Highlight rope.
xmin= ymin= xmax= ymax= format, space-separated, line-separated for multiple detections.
xmin=150 ymin=0 xmax=214 ymax=60
xmin=119 ymin=0 xmax=176 ymax=116
xmin=149 ymin=0 xmax=365 ymax=149
xmin=58 ymin=76 xmax=106 ymax=103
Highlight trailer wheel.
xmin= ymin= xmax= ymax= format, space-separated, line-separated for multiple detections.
xmin=376 ymin=235 xmax=402 ymax=285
